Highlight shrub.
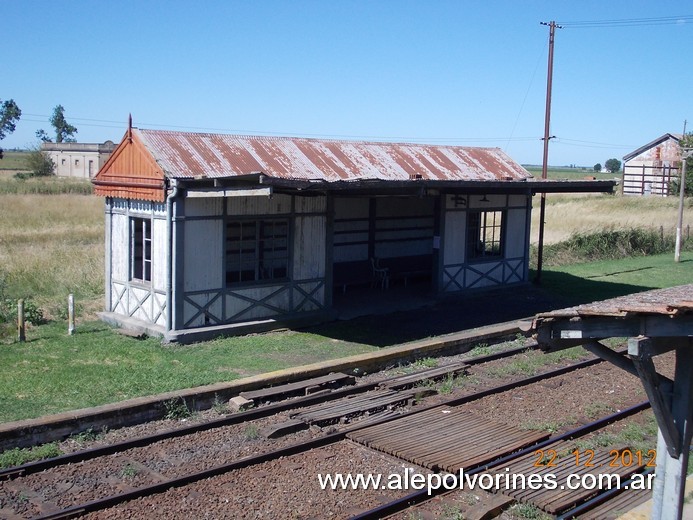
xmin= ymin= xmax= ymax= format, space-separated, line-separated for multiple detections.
xmin=669 ymin=169 xmax=693 ymax=196
xmin=21 ymin=148 xmax=55 ymax=178
xmin=0 ymin=298 xmax=45 ymax=326
xmin=163 ymin=397 xmax=192 ymax=420
xmin=535 ymin=228 xmax=688 ymax=266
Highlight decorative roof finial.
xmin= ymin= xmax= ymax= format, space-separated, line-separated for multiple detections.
xmin=127 ymin=114 xmax=133 ymax=142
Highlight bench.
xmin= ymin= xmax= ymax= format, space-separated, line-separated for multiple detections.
xmin=380 ymin=254 xmax=432 ymax=287
xmin=333 ymin=255 xmax=432 ymax=291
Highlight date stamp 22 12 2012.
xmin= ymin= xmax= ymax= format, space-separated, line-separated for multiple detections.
xmin=533 ymin=448 xmax=657 ymax=469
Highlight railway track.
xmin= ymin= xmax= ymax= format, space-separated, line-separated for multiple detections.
xmin=0 ymin=343 xmax=528 ymax=483
xmin=351 ymin=403 xmax=653 ymax=520
xmin=0 ymin=343 xmax=635 ymax=520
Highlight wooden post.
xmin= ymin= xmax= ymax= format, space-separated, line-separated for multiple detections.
xmin=68 ymin=294 xmax=75 ymax=335
xmin=17 ymin=299 xmax=26 ymax=342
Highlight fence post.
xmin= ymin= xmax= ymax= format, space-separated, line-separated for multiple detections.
xmin=17 ymin=299 xmax=26 ymax=343
xmin=68 ymin=294 xmax=75 ymax=335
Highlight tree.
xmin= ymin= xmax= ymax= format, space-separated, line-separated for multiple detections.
xmin=0 ymin=99 xmax=21 ymax=159
xmin=36 ymin=105 xmax=78 ymax=143
xmin=593 ymin=163 xmax=602 ymax=172
xmin=50 ymin=105 xmax=77 ymax=143
xmin=604 ymin=158 xmax=622 ymax=173
xmin=670 ymin=133 xmax=693 ymax=196
xmin=23 ymin=146 xmax=55 ymax=177
xmin=35 ymin=129 xmax=52 ymax=142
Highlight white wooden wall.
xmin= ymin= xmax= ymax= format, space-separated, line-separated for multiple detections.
xmin=107 ymin=199 xmax=167 ymax=327
xmin=333 ymin=197 xmax=369 ymax=263
xmin=332 ymin=196 xmax=435 ymax=263
xmin=180 ymin=194 xmax=328 ymax=329
xmin=441 ymin=193 xmax=529 ymax=292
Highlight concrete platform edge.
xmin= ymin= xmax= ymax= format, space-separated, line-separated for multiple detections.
xmin=0 ymin=319 xmax=527 ymax=451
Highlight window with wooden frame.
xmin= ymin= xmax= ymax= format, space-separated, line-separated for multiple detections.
xmin=467 ymin=210 xmax=504 ymax=260
xmin=226 ymin=219 xmax=289 ymax=285
xmin=131 ymin=217 xmax=152 ymax=282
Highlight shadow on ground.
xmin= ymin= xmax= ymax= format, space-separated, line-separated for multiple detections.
xmin=305 ymin=275 xmax=653 ymax=348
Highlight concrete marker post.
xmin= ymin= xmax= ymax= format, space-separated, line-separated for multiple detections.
xmin=68 ymin=294 xmax=75 ymax=335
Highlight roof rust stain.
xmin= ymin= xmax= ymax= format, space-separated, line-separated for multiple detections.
xmin=134 ymin=129 xmax=531 ymax=183
xmin=535 ymin=284 xmax=693 ymax=320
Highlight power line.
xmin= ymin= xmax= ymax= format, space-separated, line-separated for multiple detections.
xmin=553 ymin=137 xmax=636 ymax=149
xmin=557 ymin=15 xmax=693 ymax=29
xmin=20 ymin=112 xmax=545 ymax=144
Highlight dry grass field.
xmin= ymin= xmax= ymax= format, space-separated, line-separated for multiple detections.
xmin=531 ymin=192 xmax=693 ymax=244
xmin=0 ymin=173 xmax=103 ymax=318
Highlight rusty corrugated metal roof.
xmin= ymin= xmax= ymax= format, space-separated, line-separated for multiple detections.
xmin=535 ymin=284 xmax=693 ymax=319
xmin=134 ymin=129 xmax=531 ymax=182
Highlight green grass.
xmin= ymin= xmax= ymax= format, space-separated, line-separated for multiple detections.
xmin=571 ymin=413 xmax=658 ymax=455
xmin=533 ymin=251 xmax=693 ymax=304
xmin=486 ymin=347 xmax=586 ymax=379
xmin=0 ymin=321 xmax=377 ymax=423
xmin=534 ymin=228 xmax=691 ymax=267
xmin=509 ymin=503 xmax=552 ymax=520
xmin=0 ymin=442 xmax=62 ymax=468
xmin=0 ymin=252 xmax=690 ymax=424
xmin=524 ymin=165 xmax=615 ymax=181
xmin=0 ymin=151 xmax=30 ymax=171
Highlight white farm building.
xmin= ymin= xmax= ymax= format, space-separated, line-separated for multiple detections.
xmin=42 ymin=141 xmax=116 ymax=179
xmin=93 ymin=125 xmax=613 ymax=342
xmin=622 ymin=133 xmax=682 ymax=196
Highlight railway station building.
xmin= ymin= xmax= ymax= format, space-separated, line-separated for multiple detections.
xmin=93 ymin=125 xmax=613 ymax=342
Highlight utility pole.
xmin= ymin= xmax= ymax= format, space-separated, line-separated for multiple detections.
xmin=535 ymin=21 xmax=561 ymax=284
xmin=675 ymin=120 xmax=690 ymax=263
xmin=675 ymin=149 xmax=690 ymax=262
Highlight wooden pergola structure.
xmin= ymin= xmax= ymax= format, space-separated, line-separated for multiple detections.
xmin=533 ymin=284 xmax=693 ymax=519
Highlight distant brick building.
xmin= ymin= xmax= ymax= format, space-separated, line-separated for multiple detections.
xmin=42 ymin=141 xmax=116 ymax=179
xmin=622 ymin=134 xmax=682 ymax=196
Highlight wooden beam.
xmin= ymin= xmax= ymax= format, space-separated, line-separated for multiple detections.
xmin=628 ymin=337 xmax=679 ymax=457
xmin=536 ymin=315 xmax=693 ymax=349
xmin=583 ymin=340 xmax=639 ymax=377
xmin=185 ymin=187 xmax=272 ymax=198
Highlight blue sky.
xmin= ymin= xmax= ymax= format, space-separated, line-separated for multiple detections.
xmin=2 ymin=1 xmax=692 ymax=166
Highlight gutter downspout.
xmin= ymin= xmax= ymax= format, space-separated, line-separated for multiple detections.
xmin=166 ymin=180 xmax=180 ymax=335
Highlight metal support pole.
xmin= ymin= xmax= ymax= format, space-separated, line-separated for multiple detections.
xmin=629 ymin=337 xmax=693 ymax=520
xmin=675 ymin=153 xmax=688 ymax=262
xmin=651 ymin=347 xmax=693 ymax=519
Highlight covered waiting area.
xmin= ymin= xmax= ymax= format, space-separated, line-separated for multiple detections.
xmin=532 ymin=284 xmax=693 ymax=519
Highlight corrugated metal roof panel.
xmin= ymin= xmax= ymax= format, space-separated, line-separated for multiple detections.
xmin=135 ymin=129 xmax=531 ymax=182
xmin=535 ymin=284 xmax=693 ymax=319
